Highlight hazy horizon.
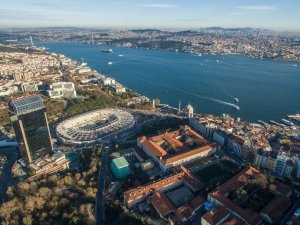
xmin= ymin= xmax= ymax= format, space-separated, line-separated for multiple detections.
xmin=1 ymin=0 xmax=300 ymax=32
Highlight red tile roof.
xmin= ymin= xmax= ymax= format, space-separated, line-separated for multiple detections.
xmin=142 ymin=140 xmax=167 ymax=157
xmin=223 ymin=217 xmax=244 ymax=225
xmin=208 ymin=167 xmax=263 ymax=225
xmin=124 ymin=168 xmax=203 ymax=207
xmin=202 ymin=205 xmax=230 ymax=225
xmin=162 ymin=144 xmax=216 ymax=165
xmin=150 ymin=193 xmax=205 ymax=222
xmin=209 ymin=167 xmax=292 ymax=225
xmin=139 ymin=125 xmax=218 ymax=166
xmin=150 ymin=192 xmax=175 ymax=217
xmin=261 ymin=194 xmax=291 ymax=224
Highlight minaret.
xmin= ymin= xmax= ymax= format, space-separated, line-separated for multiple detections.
xmin=152 ymin=99 xmax=156 ymax=109
xmin=185 ymin=104 xmax=194 ymax=118
xmin=30 ymin=36 xmax=34 ymax=47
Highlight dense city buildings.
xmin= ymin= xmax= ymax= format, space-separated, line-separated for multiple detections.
xmin=2 ymin=28 xmax=299 ymax=62
xmin=8 ymin=94 xmax=53 ymax=163
xmin=0 ymin=28 xmax=300 ymax=225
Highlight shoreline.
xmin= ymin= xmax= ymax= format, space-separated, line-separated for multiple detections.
xmin=47 ymin=47 xmax=299 ymax=125
xmin=32 ymin=42 xmax=300 ymax=123
xmin=36 ymin=40 xmax=300 ymax=63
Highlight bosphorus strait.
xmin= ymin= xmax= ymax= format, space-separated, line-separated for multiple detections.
xmin=38 ymin=42 xmax=300 ymax=122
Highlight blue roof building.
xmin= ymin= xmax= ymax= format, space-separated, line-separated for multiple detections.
xmin=111 ymin=157 xmax=131 ymax=179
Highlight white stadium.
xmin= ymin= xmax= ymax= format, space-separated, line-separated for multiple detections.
xmin=56 ymin=108 xmax=135 ymax=146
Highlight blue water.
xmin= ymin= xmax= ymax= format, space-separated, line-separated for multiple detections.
xmin=37 ymin=42 xmax=300 ymax=122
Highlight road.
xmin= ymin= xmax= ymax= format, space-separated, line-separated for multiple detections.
xmin=0 ymin=146 xmax=19 ymax=203
xmin=95 ymin=144 xmax=111 ymax=225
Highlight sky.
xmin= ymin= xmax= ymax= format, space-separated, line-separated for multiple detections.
xmin=0 ymin=0 xmax=300 ymax=31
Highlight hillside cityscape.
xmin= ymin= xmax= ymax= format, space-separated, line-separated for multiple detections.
xmin=1 ymin=27 xmax=300 ymax=61
xmin=1 ymin=1 xmax=300 ymax=225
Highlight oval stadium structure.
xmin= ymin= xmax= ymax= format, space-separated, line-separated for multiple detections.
xmin=56 ymin=108 xmax=135 ymax=146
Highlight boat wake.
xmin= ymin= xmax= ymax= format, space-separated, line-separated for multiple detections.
xmin=206 ymin=97 xmax=240 ymax=110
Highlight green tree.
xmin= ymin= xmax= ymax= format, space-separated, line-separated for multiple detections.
xmin=22 ymin=215 xmax=33 ymax=225
xmin=69 ymin=216 xmax=81 ymax=225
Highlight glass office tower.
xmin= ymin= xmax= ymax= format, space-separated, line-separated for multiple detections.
xmin=8 ymin=94 xmax=53 ymax=163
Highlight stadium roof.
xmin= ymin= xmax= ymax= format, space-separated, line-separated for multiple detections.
xmin=8 ymin=94 xmax=44 ymax=114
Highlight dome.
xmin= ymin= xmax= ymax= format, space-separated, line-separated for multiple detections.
xmin=186 ymin=104 xmax=193 ymax=110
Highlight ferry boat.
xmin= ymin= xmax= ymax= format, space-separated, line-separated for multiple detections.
xmin=108 ymin=62 xmax=113 ymax=65
xmin=232 ymin=105 xmax=240 ymax=110
xmin=288 ymin=113 xmax=300 ymax=119
xmin=101 ymin=49 xmax=113 ymax=53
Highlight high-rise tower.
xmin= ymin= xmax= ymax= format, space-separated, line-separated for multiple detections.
xmin=8 ymin=94 xmax=53 ymax=163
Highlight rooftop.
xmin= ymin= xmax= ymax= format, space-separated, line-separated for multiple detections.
xmin=202 ymin=205 xmax=230 ymax=225
xmin=139 ymin=125 xmax=218 ymax=165
xmin=124 ymin=166 xmax=202 ymax=206
xmin=208 ymin=167 xmax=292 ymax=225
xmin=112 ymin=157 xmax=129 ymax=169
xmin=8 ymin=94 xmax=44 ymax=114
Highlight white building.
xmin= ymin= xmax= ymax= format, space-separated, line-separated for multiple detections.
xmin=101 ymin=77 xmax=116 ymax=86
xmin=78 ymin=68 xmax=92 ymax=74
xmin=273 ymin=152 xmax=294 ymax=177
xmin=227 ymin=135 xmax=245 ymax=157
xmin=21 ymin=82 xmax=40 ymax=92
xmin=47 ymin=82 xmax=76 ymax=99
xmin=189 ymin=117 xmax=217 ymax=140
xmin=0 ymin=85 xmax=19 ymax=96
xmin=253 ymin=149 xmax=269 ymax=169
xmin=111 ymin=84 xmax=126 ymax=93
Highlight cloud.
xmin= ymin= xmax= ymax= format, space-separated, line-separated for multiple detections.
xmin=237 ymin=5 xmax=275 ymax=11
xmin=143 ymin=4 xmax=177 ymax=9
